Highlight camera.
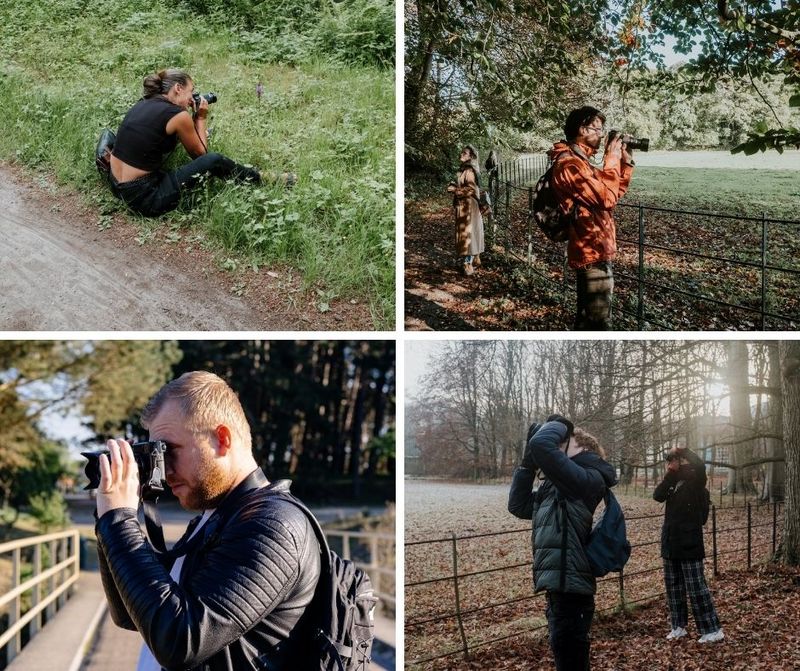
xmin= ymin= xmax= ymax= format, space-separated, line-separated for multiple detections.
xmin=82 ymin=440 xmax=168 ymax=495
xmin=608 ymin=130 xmax=649 ymax=152
xmin=192 ymin=92 xmax=218 ymax=108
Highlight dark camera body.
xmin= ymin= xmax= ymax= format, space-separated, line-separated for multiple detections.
xmin=192 ymin=92 xmax=217 ymax=107
xmin=82 ymin=440 xmax=168 ymax=495
xmin=608 ymin=130 xmax=649 ymax=152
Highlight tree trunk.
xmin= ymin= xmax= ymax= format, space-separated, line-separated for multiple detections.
xmin=762 ymin=342 xmax=785 ymax=502
xmin=726 ymin=341 xmax=757 ymax=494
xmin=777 ymin=341 xmax=800 ymax=564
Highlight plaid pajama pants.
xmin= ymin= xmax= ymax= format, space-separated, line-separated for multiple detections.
xmin=663 ymin=559 xmax=721 ymax=634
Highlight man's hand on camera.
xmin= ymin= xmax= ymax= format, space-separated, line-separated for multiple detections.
xmin=606 ymin=134 xmax=623 ymax=159
xmin=622 ymin=143 xmax=634 ymax=166
xmin=96 ymin=439 xmax=140 ymax=519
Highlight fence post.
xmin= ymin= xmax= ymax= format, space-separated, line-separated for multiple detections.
xmin=8 ymin=547 xmax=21 ymax=663
xmin=451 ymin=534 xmax=470 ymax=660
xmin=712 ymin=505 xmax=718 ymax=577
xmin=370 ymin=535 xmax=380 ymax=608
xmin=761 ymin=212 xmax=767 ymax=330
xmin=504 ymin=181 xmax=511 ymax=254
xmin=31 ymin=542 xmax=42 ymax=638
xmin=747 ymin=502 xmax=752 ymax=568
xmin=527 ymin=186 xmax=533 ymax=264
xmin=637 ymin=204 xmax=645 ymax=330
xmin=47 ymin=539 xmax=56 ymax=621
xmin=618 ymin=568 xmax=626 ymax=612
xmin=719 ymin=480 xmax=723 ymax=507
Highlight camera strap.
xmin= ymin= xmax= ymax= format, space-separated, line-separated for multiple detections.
xmin=142 ymin=494 xmax=168 ymax=554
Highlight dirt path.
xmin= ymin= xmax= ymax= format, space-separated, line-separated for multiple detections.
xmin=0 ymin=164 xmax=370 ymax=331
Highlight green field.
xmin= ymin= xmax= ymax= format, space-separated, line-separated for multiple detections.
xmin=0 ymin=0 xmax=394 ymax=327
xmin=623 ymin=166 xmax=799 ymax=221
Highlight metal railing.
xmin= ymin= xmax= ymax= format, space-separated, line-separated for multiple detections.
xmin=0 ymin=529 xmax=80 ymax=666
xmin=488 ymin=155 xmax=800 ymax=330
xmin=325 ymin=529 xmax=396 ymax=613
xmin=405 ymin=499 xmax=784 ymax=666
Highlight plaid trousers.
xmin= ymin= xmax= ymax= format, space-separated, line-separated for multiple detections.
xmin=663 ymin=559 xmax=721 ymax=634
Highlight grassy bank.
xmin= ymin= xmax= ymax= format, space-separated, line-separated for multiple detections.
xmin=0 ymin=0 xmax=394 ymax=327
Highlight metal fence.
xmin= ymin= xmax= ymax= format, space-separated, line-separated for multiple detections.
xmin=0 ymin=529 xmax=80 ymax=666
xmin=488 ymin=155 xmax=800 ymax=330
xmin=405 ymin=499 xmax=785 ymax=667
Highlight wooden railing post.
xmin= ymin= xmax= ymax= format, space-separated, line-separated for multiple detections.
xmin=47 ymin=539 xmax=56 ymax=621
xmin=9 ymin=547 xmax=21 ymax=663
xmin=31 ymin=543 xmax=42 ymax=638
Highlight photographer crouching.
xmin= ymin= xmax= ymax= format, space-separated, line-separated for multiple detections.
xmin=108 ymin=68 xmax=296 ymax=217
xmin=508 ymin=416 xmax=616 ymax=671
xmin=92 ymin=371 xmax=321 ymax=670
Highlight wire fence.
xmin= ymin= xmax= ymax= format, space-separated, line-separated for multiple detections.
xmin=405 ymin=496 xmax=785 ymax=667
xmin=486 ymin=155 xmax=800 ymax=330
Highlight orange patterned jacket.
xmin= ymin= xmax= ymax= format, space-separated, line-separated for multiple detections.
xmin=548 ymin=141 xmax=634 ymax=269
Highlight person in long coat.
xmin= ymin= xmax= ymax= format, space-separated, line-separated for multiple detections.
xmin=447 ymin=144 xmax=485 ymax=276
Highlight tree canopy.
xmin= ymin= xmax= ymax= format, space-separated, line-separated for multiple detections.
xmin=405 ymin=0 xmax=800 ymax=174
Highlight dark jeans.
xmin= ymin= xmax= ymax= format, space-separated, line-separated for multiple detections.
xmin=574 ymin=261 xmax=614 ymax=330
xmin=111 ymin=152 xmax=260 ymax=217
xmin=545 ymin=592 xmax=595 ymax=671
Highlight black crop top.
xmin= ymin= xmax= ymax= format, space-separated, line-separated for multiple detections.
xmin=112 ymin=97 xmax=185 ymax=171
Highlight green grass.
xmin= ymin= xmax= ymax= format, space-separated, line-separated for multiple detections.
xmin=0 ymin=0 xmax=394 ymax=327
xmin=625 ymin=167 xmax=800 ymax=221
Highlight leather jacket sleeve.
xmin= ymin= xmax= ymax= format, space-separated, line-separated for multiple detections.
xmin=96 ymin=500 xmax=314 ymax=670
xmin=96 ymin=521 xmax=137 ymax=630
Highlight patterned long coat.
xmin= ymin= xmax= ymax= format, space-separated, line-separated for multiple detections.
xmin=451 ymin=164 xmax=485 ymax=257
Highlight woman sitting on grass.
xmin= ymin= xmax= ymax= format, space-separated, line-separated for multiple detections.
xmin=109 ymin=68 xmax=295 ymax=217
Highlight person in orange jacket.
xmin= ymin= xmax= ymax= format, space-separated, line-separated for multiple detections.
xmin=549 ymin=106 xmax=635 ymax=330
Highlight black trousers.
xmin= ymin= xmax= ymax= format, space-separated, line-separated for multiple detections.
xmin=574 ymin=261 xmax=614 ymax=331
xmin=111 ymin=152 xmax=260 ymax=217
xmin=545 ymin=592 xmax=595 ymax=671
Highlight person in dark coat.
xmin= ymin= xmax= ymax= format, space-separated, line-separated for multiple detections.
xmin=653 ymin=446 xmax=724 ymax=643
xmin=508 ymin=416 xmax=617 ymax=671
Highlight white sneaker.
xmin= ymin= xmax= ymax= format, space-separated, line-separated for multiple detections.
xmin=666 ymin=627 xmax=687 ymax=640
xmin=698 ymin=629 xmax=725 ymax=643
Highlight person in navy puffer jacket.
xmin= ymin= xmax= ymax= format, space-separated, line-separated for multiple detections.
xmin=508 ymin=415 xmax=616 ymax=671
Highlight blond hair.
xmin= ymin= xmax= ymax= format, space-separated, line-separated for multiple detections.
xmin=141 ymin=371 xmax=252 ymax=450
xmin=573 ymin=428 xmax=606 ymax=459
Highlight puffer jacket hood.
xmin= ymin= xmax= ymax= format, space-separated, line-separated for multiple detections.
xmin=573 ymin=449 xmax=617 ymax=489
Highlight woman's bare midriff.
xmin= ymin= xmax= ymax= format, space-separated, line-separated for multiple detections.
xmin=110 ymin=154 xmax=151 ymax=183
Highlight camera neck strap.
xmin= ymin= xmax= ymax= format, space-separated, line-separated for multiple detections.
xmin=141 ymin=490 xmax=168 ymax=554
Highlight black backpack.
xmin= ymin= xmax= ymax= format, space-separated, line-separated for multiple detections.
xmin=585 ymin=489 xmax=632 ymax=577
xmin=95 ymin=128 xmax=116 ymax=178
xmin=531 ymin=147 xmax=590 ymax=242
xmin=275 ymin=493 xmax=378 ymax=671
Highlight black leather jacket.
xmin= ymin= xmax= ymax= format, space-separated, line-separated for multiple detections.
xmin=96 ymin=469 xmax=321 ymax=671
